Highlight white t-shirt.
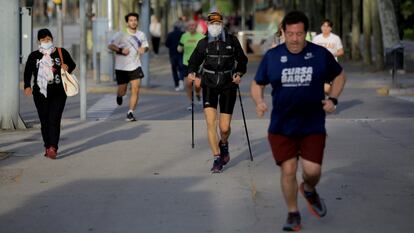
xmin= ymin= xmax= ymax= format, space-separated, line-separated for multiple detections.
xmin=109 ymin=30 xmax=149 ymax=71
xmin=149 ymin=22 xmax=161 ymax=37
xmin=312 ymin=33 xmax=343 ymax=60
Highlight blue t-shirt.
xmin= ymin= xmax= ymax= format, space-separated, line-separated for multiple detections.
xmin=254 ymin=42 xmax=342 ymax=136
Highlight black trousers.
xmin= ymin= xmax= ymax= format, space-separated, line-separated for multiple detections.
xmin=33 ymin=89 xmax=67 ymax=149
xmin=151 ymin=36 xmax=160 ymax=54
xmin=169 ymin=55 xmax=184 ymax=87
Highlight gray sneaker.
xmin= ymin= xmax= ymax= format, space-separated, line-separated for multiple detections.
xmin=210 ymin=156 xmax=223 ymax=173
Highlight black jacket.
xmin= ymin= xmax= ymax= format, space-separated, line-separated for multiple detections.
xmin=188 ymin=30 xmax=247 ymax=88
xmin=24 ymin=48 xmax=76 ymax=96
xmin=165 ymin=26 xmax=184 ymax=57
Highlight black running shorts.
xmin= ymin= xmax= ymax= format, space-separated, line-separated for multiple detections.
xmin=202 ymin=86 xmax=237 ymax=114
xmin=115 ymin=67 xmax=144 ymax=85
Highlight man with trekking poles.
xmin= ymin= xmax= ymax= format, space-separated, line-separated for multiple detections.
xmin=187 ymin=11 xmax=248 ymax=173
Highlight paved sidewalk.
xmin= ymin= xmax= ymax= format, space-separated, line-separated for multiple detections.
xmin=1 ymin=118 xmax=414 ymax=233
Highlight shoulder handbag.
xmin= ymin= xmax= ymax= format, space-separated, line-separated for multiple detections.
xmin=58 ymin=48 xmax=79 ymax=97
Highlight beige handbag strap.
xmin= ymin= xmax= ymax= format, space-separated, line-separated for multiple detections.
xmin=57 ymin=47 xmax=65 ymax=65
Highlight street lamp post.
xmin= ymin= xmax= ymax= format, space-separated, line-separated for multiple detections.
xmin=80 ymin=0 xmax=87 ymax=120
xmin=140 ymin=0 xmax=150 ymax=87
xmin=53 ymin=0 xmax=64 ymax=47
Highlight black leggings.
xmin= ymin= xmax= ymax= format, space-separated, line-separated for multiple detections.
xmin=202 ymin=87 xmax=237 ymax=114
xmin=33 ymin=90 xmax=67 ymax=149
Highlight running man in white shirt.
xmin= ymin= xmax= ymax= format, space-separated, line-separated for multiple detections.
xmin=108 ymin=12 xmax=149 ymax=122
xmin=312 ymin=19 xmax=344 ymax=60
xmin=312 ymin=19 xmax=344 ymax=94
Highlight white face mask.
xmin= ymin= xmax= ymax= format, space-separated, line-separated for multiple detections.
xmin=208 ymin=24 xmax=223 ymax=37
xmin=40 ymin=41 xmax=54 ymax=50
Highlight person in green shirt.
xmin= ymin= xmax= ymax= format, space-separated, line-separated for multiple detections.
xmin=178 ymin=20 xmax=205 ymax=111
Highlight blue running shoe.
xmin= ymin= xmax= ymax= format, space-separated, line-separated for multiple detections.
xmin=299 ymin=182 xmax=327 ymax=218
xmin=282 ymin=212 xmax=302 ymax=231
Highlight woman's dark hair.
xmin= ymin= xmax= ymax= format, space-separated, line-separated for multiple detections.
xmin=125 ymin=12 xmax=139 ymax=22
xmin=321 ymin=19 xmax=333 ymax=27
xmin=281 ymin=11 xmax=309 ymax=32
xmin=37 ymin=28 xmax=53 ymax=41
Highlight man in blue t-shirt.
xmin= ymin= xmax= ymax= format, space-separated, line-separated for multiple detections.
xmin=251 ymin=11 xmax=346 ymax=232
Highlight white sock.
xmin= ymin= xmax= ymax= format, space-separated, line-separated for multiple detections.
xmin=128 ymin=110 xmax=134 ymax=114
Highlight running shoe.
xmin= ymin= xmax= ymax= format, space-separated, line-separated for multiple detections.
xmin=219 ymin=140 xmax=230 ymax=165
xmin=178 ymin=80 xmax=184 ymax=91
xmin=45 ymin=146 xmax=57 ymax=160
xmin=116 ymin=96 xmax=123 ymax=106
xmin=126 ymin=112 xmax=137 ymax=122
xmin=210 ymin=156 xmax=223 ymax=173
xmin=282 ymin=212 xmax=302 ymax=232
xmin=299 ymin=182 xmax=327 ymax=218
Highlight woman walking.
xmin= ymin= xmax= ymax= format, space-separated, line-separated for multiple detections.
xmin=23 ymin=28 xmax=76 ymax=159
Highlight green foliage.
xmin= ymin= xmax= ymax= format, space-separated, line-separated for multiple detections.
xmin=404 ymin=29 xmax=414 ymax=40
xmin=201 ymin=0 xmax=234 ymax=15
xmin=401 ymin=0 xmax=414 ymax=19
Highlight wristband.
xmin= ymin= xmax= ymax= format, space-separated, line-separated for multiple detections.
xmin=116 ymin=47 xmax=123 ymax=54
xmin=328 ymin=97 xmax=338 ymax=105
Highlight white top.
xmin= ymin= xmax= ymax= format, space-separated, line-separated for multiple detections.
xmin=149 ymin=22 xmax=161 ymax=37
xmin=109 ymin=30 xmax=149 ymax=71
xmin=312 ymin=33 xmax=343 ymax=60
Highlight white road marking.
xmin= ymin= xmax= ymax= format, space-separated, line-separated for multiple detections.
xmin=87 ymin=94 xmax=118 ymax=120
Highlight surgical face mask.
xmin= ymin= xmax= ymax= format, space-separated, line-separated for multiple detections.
xmin=40 ymin=41 xmax=54 ymax=50
xmin=208 ymin=24 xmax=223 ymax=37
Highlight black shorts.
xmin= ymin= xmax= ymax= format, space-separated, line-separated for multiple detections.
xmin=202 ymin=87 xmax=237 ymax=114
xmin=182 ymin=65 xmax=189 ymax=77
xmin=115 ymin=67 xmax=144 ymax=85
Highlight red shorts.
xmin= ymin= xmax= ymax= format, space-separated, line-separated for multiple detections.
xmin=268 ymin=133 xmax=326 ymax=166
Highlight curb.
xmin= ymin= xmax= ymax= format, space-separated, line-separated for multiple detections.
xmin=376 ymin=86 xmax=414 ymax=96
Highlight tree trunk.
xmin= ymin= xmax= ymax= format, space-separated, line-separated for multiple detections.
xmin=352 ymin=0 xmax=362 ymax=60
xmin=325 ymin=0 xmax=331 ymax=20
xmin=371 ymin=0 xmax=384 ymax=70
xmin=313 ymin=0 xmax=325 ymax=32
xmin=342 ymin=0 xmax=352 ymax=59
xmin=303 ymin=0 xmax=315 ymax=30
xmin=0 ymin=0 xmax=26 ymax=129
xmin=330 ymin=0 xmax=341 ymax=34
xmin=284 ymin=0 xmax=294 ymax=12
xmin=363 ymin=0 xmax=372 ymax=65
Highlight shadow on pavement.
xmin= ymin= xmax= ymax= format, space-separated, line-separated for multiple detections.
xmin=58 ymin=124 xmax=150 ymax=159
xmin=0 ymin=177 xmax=215 ymax=233
xmin=335 ymin=99 xmax=364 ymax=114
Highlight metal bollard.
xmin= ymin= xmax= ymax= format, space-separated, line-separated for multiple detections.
xmin=95 ymin=52 xmax=101 ymax=84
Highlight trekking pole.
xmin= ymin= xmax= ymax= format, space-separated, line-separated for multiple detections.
xmin=237 ymin=86 xmax=253 ymax=161
xmin=191 ymin=80 xmax=195 ymax=148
